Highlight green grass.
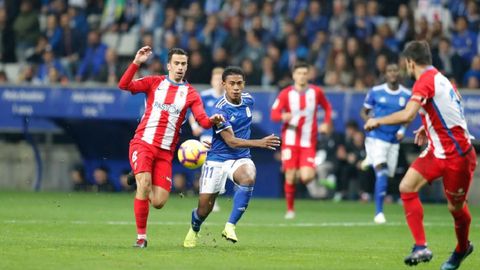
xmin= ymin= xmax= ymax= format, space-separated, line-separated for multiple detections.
xmin=0 ymin=191 xmax=479 ymax=270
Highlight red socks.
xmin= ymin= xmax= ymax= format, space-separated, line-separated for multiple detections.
xmin=284 ymin=182 xmax=295 ymax=211
xmin=451 ymin=204 xmax=471 ymax=253
xmin=134 ymin=198 xmax=149 ymax=235
xmin=401 ymin=192 xmax=426 ymax=246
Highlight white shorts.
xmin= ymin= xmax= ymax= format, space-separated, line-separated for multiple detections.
xmin=364 ymin=137 xmax=399 ymax=177
xmin=199 ymin=158 xmax=255 ymax=194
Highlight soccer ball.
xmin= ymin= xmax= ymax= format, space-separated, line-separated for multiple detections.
xmin=177 ymin=139 xmax=208 ymax=169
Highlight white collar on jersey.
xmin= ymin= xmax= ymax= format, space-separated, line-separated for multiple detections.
xmin=222 ymin=94 xmax=243 ymax=107
xmin=166 ymin=74 xmax=188 ymax=86
xmin=383 ymin=83 xmax=402 ymax=95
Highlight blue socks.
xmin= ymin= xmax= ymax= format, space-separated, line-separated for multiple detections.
xmin=374 ymin=168 xmax=389 ymax=215
xmin=191 ymin=209 xmax=205 ymax=232
xmin=228 ymin=184 xmax=254 ymax=225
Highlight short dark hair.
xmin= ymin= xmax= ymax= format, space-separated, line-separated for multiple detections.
xmin=168 ymin=48 xmax=188 ymax=62
xmin=402 ymin=40 xmax=432 ymax=65
xmin=292 ymin=61 xmax=310 ymax=72
xmin=222 ymin=66 xmax=245 ymax=81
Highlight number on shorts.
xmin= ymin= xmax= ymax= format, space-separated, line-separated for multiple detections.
xmin=201 ymin=165 xmax=214 ymax=180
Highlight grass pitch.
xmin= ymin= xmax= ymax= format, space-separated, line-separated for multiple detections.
xmin=0 ymin=191 xmax=479 ymax=270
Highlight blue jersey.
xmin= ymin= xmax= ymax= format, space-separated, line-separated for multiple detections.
xmin=207 ymin=93 xmax=254 ymax=162
xmin=199 ymin=88 xmax=223 ymax=139
xmin=364 ymin=83 xmax=411 ymax=143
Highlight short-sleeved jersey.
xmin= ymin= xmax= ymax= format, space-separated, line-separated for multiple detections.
xmin=207 ymin=93 xmax=254 ymax=162
xmin=271 ymin=85 xmax=332 ymax=148
xmin=411 ymin=67 xmax=472 ymax=158
xmin=118 ymin=64 xmax=212 ymax=151
xmin=363 ymin=83 xmax=411 ymax=143
xmin=199 ymin=88 xmax=223 ymax=140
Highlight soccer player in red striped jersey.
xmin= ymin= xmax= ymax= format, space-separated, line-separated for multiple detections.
xmin=365 ymin=41 xmax=476 ymax=269
xmin=271 ymin=62 xmax=332 ymax=219
xmin=118 ymin=46 xmax=224 ymax=248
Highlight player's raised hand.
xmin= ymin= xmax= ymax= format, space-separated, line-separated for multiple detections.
xmin=413 ymin=125 xmax=427 ymax=146
xmin=364 ymin=118 xmax=380 ymax=131
xmin=133 ymin=46 xmax=152 ymax=65
xmin=209 ymin=113 xmax=225 ymax=125
xmin=260 ymin=134 xmax=281 ymax=150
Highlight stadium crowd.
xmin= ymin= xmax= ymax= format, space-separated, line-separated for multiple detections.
xmin=0 ymin=0 xmax=479 ymax=89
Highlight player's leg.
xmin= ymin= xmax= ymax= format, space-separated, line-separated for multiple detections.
xmin=282 ymin=146 xmax=299 ymax=219
xmin=129 ymin=140 xmax=156 ymax=248
xmin=184 ymin=161 xmax=226 ymax=247
xmin=401 ymin=151 xmax=442 ymax=265
xmin=223 ymin=159 xmax=256 ymax=243
xmin=298 ymin=147 xmax=316 ymax=184
xmin=149 ymin=149 xmax=174 ymax=209
xmin=440 ymin=150 xmax=476 ymax=270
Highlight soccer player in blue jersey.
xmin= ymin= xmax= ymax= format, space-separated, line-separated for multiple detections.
xmin=188 ymin=67 xmax=225 ymax=212
xmin=183 ymin=66 xmax=281 ymax=247
xmin=360 ymin=63 xmax=411 ymax=224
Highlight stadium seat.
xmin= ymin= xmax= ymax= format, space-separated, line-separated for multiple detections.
xmin=2 ymin=63 xmax=21 ymax=83
xmin=102 ymin=32 xmax=120 ymax=50
xmin=117 ymin=33 xmax=139 ymax=56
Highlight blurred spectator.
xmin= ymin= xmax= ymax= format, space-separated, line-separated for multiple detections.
xmin=286 ymin=0 xmax=308 ymax=26
xmin=172 ymin=172 xmax=187 ymax=195
xmin=308 ymin=31 xmax=330 ymax=81
xmin=348 ymin=1 xmax=375 ymax=41
xmin=239 ymin=31 xmax=265 ymax=67
xmin=70 ymin=164 xmax=90 ymax=192
xmin=324 ymin=52 xmax=354 ymax=89
xmin=75 ymin=30 xmax=108 ymax=82
xmin=58 ymin=12 xmax=85 ymax=75
xmin=45 ymin=14 xmax=62 ymax=55
xmin=278 ymin=34 xmax=308 ymax=74
xmin=186 ymin=50 xmax=210 ymax=84
xmin=394 ymin=4 xmax=415 ymax=48
xmin=18 ymin=65 xmax=35 ymax=84
xmin=378 ymin=23 xmax=400 ymax=53
xmin=368 ymin=34 xmax=393 ymax=68
xmin=92 ymin=166 xmax=115 ymax=192
xmin=179 ymin=17 xmax=199 ymax=49
xmin=432 ymin=37 xmax=465 ymax=84
xmin=13 ymin=0 xmax=40 ymax=62
xmin=222 ymin=15 xmax=245 ymax=63
xmin=94 ymin=48 xmax=123 ymax=85
xmin=451 ymin=16 xmax=478 ymax=63
xmin=304 ymin=1 xmax=329 ymax=44
xmin=197 ymin=14 xmax=227 ymax=55
xmin=463 ymin=55 xmax=480 ymax=88
xmin=366 ymin=0 xmax=385 ymax=28
xmin=466 ymin=0 xmax=480 ymax=32
xmin=101 ymin=0 xmax=126 ymax=32
xmin=119 ymin=169 xmax=135 ymax=192
xmin=212 ymin=46 xmax=228 ymax=67
xmin=0 ymin=70 xmax=8 ymax=83
xmin=241 ymin=58 xmax=261 ymax=85
xmin=0 ymin=7 xmax=15 ymax=63
xmin=353 ymin=55 xmax=375 ymax=91
xmin=34 ymin=47 xmax=68 ymax=84
xmin=25 ymin=35 xmax=49 ymax=64
xmin=329 ymin=0 xmax=350 ymax=37
xmin=261 ymin=56 xmax=278 ymax=88
xmin=261 ymin=0 xmax=283 ymax=43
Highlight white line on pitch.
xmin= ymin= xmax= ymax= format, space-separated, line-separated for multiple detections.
xmin=3 ymin=219 xmax=478 ymax=228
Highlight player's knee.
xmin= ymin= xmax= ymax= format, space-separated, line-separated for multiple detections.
xmin=448 ymin=201 xmax=465 ymax=213
xmin=399 ymin=180 xmax=414 ymax=193
xmin=300 ymin=172 xmax=315 ymax=184
xmin=151 ymin=199 xmax=167 ymax=209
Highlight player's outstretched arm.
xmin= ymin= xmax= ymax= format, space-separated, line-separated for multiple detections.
xmin=364 ymin=100 xmax=421 ymax=131
xmin=118 ymin=46 xmax=153 ymax=92
xmin=220 ymin=128 xmax=280 ymax=150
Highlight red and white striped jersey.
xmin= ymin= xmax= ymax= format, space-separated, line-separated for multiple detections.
xmin=271 ymin=85 xmax=332 ymax=148
xmin=118 ymin=64 xmax=213 ymax=151
xmin=411 ymin=67 xmax=472 ymax=158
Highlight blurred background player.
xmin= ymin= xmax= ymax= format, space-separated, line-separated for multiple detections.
xmin=365 ymin=41 xmax=476 ymax=269
xmin=183 ymin=67 xmax=280 ymax=247
xmin=271 ymin=62 xmax=332 ymax=219
xmin=188 ymin=67 xmax=225 ymax=212
xmin=118 ymin=46 xmax=224 ymax=248
xmin=360 ymin=63 xmax=411 ymax=224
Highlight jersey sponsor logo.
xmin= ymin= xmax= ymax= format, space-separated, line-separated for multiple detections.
xmin=230 ymin=115 xmax=236 ymax=122
xmin=153 ymin=102 xmax=181 ymax=114
xmin=246 ymin=107 xmax=252 ymax=117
